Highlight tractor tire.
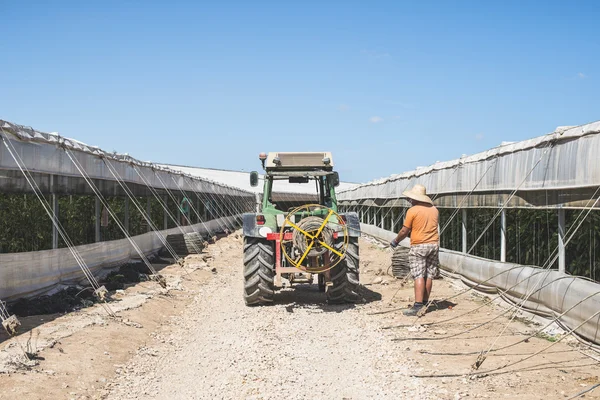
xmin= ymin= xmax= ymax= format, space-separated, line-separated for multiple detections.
xmin=326 ymin=237 xmax=361 ymax=304
xmin=243 ymin=237 xmax=275 ymax=306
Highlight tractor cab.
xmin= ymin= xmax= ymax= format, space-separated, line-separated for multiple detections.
xmin=250 ymin=152 xmax=340 ymax=212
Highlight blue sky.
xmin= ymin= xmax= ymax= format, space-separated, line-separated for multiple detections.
xmin=1 ymin=1 xmax=598 ymax=183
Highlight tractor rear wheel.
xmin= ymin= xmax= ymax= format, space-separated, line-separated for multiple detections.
xmin=243 ymin=237 xmax=275 ymax=306
xmin=326 ymin=237 xmax=360 ymax=304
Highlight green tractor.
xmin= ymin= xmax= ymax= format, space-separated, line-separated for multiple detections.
xmin=242 ymin=152 xmax=361 ymax=306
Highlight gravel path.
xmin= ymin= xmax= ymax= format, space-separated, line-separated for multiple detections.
xmin=105 ymin=239 xmax=434 ymax=399
xmin=2 ymin=235 xmax=595 ymax=399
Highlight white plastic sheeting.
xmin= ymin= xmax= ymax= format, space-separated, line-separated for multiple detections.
xmin=0 ymin=120 xmax=252 ymax=197
xmin=339 ymin=121 xmax=600 ymax=201
xmin=360 ymin=223 xmax=600 ymax=346
xmin=0 ymin=216 xmax=239 ymax=301
xmin=440 ymin=249 xmax=600 ymax=346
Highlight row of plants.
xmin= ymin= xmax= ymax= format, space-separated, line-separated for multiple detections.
xmin=0 ymin=193 xmax=235 ymax=253
xmin=345 ymin=205 xmax=600 ymax=281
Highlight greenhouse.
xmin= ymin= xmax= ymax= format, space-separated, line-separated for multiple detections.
xmin=338 ymin=120 xmax=600 ymax=344
xmin=1 ymin=117 xmax=600 ymax=345
xmin=0 ymin=119 xmax=255 ymax=301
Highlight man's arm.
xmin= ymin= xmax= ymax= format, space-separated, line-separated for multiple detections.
xmin=390 ymin=226 xmax=410 ymax=248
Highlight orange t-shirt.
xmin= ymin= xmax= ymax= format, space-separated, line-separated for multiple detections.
xmin=403 ymin=204 xmax=439 ymax=245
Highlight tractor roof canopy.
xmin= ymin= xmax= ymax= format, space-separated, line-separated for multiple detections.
xmin=265 ymin=152 xmax=333 ymax=172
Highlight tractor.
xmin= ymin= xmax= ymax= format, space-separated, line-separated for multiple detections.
xmin=242 ymin=152 xmax=361 ymax=306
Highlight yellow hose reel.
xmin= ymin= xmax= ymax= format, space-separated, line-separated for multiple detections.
xmin=279 ymin=204 xmax=348 ymax=273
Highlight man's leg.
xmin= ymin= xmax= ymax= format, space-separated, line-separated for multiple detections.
xmin=404 ymin=246 xmax=426 ymax=316
xmin=424 ymin=278 xmax=433 ymax=303
xmin=414 ymin=277 xmax=426 ymax=303
xmin=423 ymin=244 xmax=439 ymax=305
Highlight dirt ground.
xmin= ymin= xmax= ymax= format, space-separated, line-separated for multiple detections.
xmin=0 ymin=233 xmax=599 ymax=399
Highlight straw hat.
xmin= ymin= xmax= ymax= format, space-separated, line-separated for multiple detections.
xmin=402 ymin=184 xmax=433 ymax=205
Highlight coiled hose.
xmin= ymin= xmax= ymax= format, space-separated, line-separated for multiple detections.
xmin=292 ymin=216 xmax=334 ymax=258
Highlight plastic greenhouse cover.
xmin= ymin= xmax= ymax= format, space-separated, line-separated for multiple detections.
xmin=0 ymin=120 xmax=254 ymax=198
xmin=339 ymin=120 xmax=600 ymax=200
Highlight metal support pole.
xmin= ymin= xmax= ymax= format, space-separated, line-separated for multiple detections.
xmin=500 ymin=208 xmax=507 ymax=262
xmin=124 ymin=197 xmax=129 ymax=233
xmin=51 ymin=175 xmax=59 ymax=249
xmin=391 ymin=209 xmax=396 ymax=232
xmin=255 ymin=193 xmax=261 ymax=213
xmin=558 ymin=208 xmax=566 ymax=273
xmin=177 ymin=195 xmax=182 ymax=226
xmin=146 ymin=197 xmax=152 ymax=232
xmin=197 ymin=198 xmax=202 ymax=223
xmin=462 ymin=208 xmax=467 ymax=253
xmin=52 ymin=194 xmax=59 ymax=249
xmin=163 ymin=195 xmax=169 ymax=230
xmin=95 ymin=196 xmax=101 ymax=242
xmin=380 ymin=209 xmax=385 ymax=229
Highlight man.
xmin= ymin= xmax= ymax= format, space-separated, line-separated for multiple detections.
xmin=390 ymin=184 xmax=439 ymax=316
xmin=180 ymin=197 xmax=192 ymax=226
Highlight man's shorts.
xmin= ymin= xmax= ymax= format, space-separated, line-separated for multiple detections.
xmin=409 ymin=243 xmax=440 ymax=279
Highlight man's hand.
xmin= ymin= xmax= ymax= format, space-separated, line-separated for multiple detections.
xmin=393 ymin=226 xmax=411 ymax=247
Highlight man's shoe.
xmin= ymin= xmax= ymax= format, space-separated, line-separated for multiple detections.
xmin=402 ymin=305 xmax=423 ymax=316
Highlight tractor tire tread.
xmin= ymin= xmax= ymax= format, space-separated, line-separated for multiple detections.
xmin=326 ymin=237 xmax=361 ymax=304
xmin=243 ymin=237 xmax=275 ymax=306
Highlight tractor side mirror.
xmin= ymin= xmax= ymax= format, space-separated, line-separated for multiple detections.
xmin=330 ymin=172 xmax=340 ymax=187
xmin=250 ymin=171 xmax=259 ymax=187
